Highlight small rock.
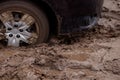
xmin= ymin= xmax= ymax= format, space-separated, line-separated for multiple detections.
xmin=22 ymin=57 xmax=35 ymax=65
xmin=68 ymin=60 xmax=92 ymax=69
xmin=26 ymin=72 xmax=38 ymax=80
xmin=6 ymin=55 xmax=23 ymax=67
xmin=34 ymin=55 xmax=50 ymax=66
xmin=91 ymin=64 xmax=101 ymax=71
xmin=72 ymin=71 xmax=86 ymax=79
xmin=54 ymin=59 xmax=68 ymax=71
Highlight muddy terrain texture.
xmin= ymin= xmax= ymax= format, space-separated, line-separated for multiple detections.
xmin=0 ymin=0 xmax=120 ymax=80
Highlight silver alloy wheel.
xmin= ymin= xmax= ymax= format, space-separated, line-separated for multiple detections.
xmin=0 ymin=1 xmax=49 ymax=47
xmin=0 ymin=11 xmax=38 ymax=47
xmin=5 ymin=22 xmax=31 ymax=47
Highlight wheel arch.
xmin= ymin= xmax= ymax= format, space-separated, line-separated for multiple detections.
xmin=0 ymin=0 xmax=59 ymax=36
xmin=30 ymin=0 xmax=59 ymax=36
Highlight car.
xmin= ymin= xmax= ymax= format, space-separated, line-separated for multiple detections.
xmin=0 ymin=0 xmax=104 ymax=47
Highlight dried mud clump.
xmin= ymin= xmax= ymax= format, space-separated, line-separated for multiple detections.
xmin=104 ymin=59 xmax=120 ymax=75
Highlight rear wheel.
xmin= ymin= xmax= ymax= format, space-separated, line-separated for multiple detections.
xmin=0 ymin=0 xmax=49 ymax=47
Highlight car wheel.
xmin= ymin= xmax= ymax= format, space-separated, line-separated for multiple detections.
xmin=0 ymin=0 xmax=49 ymax=47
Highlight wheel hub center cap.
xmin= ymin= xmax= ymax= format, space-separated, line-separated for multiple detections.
xmin=5 ymin=21 xmax=31 ymax=47
xmin=11 ymin=29 xmax=19 ymax=34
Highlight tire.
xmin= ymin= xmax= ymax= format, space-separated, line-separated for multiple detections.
xmin=0 ymin=0 xmax=49 ymax=47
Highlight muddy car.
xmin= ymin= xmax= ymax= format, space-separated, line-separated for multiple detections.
xmin=0 ymin=0 xmax=103 ymax=47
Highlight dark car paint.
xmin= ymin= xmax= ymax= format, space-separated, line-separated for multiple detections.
xmin=0 ymin=0 xmax=104 ymax=35
xmin=42 ymin=0 xmax=104 ymax=34
xmin=44 ymin=0 xmax=103 ymax=17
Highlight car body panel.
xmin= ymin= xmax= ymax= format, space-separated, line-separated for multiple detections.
xmin=42 ymin=0 xmax=104 ymax=34
xmin=44 ymin=0 xmax=103 ymax=17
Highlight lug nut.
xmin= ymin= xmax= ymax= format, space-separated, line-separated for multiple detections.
xmin=8 ymin=28 xmax=12 ymax=31
xmin=16 ymin=35 xmax=20 ymax=38
xmin=19 ymin=29 xmax=24 ymax=32
xmin=9 ymin=34 xmax=13 ymax=37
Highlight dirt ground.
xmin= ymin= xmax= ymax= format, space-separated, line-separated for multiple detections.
xmin=0 ymin=0 xmax=120 ymax=80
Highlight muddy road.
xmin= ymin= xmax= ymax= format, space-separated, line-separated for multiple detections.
xmin=0 ymin=0 xmax=120 ymax=80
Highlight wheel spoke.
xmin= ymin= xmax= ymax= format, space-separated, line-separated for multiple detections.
xmin=4 ymin=22 xmax=13 ymax=28
xmin=19 ymin=25 xmax=29 ymax=30
xmin=5 ymin=33 xmax=18 ymax=47
xmin=0 ymin=11 xmax=13 ymax=23
xmin=19 ymin=34 xmax=28 ymax=43
xmin=21 ymin=31 xmax=31 ymax=39
xmin=20 ymin=14 xmax=35 ymax=26
xmin=4 ymin=22 xmax=13 ymax=33
xmin=7 ymin=36 xmax=20 ymax=47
